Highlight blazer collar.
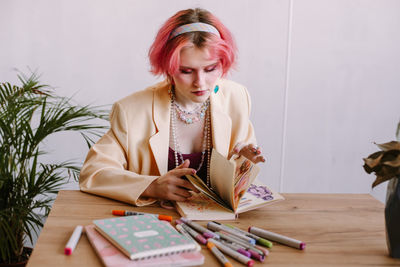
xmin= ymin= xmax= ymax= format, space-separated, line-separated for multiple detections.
xmin=149 ymin=81 xmax=171 ymax=175
xmin=149 ymin=80 xmax=232 ymax=175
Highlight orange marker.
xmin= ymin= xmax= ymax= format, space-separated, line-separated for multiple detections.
xmin=207 ymin=240 xmax=233 ymax=267
xmin=112 ymin=210 xmax=172 ymax=222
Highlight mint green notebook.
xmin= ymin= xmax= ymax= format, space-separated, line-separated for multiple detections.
xmin=93 ymin=214 xmax=196 ymax=260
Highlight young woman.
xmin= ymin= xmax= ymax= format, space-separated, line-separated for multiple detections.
xmin=79 ymin=8 xmax=265 ymax=206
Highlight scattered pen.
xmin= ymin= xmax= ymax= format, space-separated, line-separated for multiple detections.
xmin=209 ymin=238 xmax=255 ymax=267
xmin=180 ymin=217 xmax=218 ymax=239
xmin=216 ymin=231 xmax=266 ymax=257
xmin=64 ymin=225 xmax=83 ymax=255
xmin=219 ymin=239 xmax=252 ymax=258
xmin=112 ymin=210 xmax=172 ymax=222
xmin=248 ymin=226 xmax=306 ymax=250
xmin=176 ymin=220 xmax=207 ymax=245
xmin=175 ymin=224 xmax=201 ymax=251
xmin=208 ymin=221 xmax=256 ymax=245
xmin=225 ymin=223 xmax=273 ymax=248
xmin=207 ymin=240 xmax=233 ymax=267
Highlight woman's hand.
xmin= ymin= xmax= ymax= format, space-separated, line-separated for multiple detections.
xmin=141 ymin=159 xmax=200 ymax=201
xmin=228 ymin=142 xmax=266 ymax=164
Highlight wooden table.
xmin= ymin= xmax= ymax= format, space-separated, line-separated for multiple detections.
xmin=27 ymin=191 xmax=400 ymax=266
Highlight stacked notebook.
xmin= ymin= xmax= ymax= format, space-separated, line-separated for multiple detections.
xmin=86 ymin=214 xmax=204 ymax=267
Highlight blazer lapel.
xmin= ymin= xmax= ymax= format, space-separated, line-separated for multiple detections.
xmin=149 ymin=81 xmax=171 ymax=175
xmin=210 ymin=86 xmax=232 ymax=157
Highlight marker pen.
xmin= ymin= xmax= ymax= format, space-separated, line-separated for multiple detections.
xmin=180 ymin=217 xmax=218 ymax=239
xmin=112 ymin=210 xmax=172 ymax=222
xmin=64 ymin=225 xmax=83 ymax=255
xmin=219 ymin=238 xmax=264 ymax=262
xmin=208 ymin=221 xmax=256 ymax=245
xmin=176 ymin=224 xmax=201 ymax=251
xmin=177 ymin=221 xmax=207 ymax=245
xmin=248 ymin=226 xmax=306 ymax=250
xmin=219 ymin=239 xmax=252 ymax=258
xmin=207 ymin=240 xmax=233 ymax=267
xmin=217 ymin=231 xmax=265 ymax=256
xmin=208 ymin=238 xmax=254 ymax=267
xmin=225 ymin=223 xmax=273 ymax=248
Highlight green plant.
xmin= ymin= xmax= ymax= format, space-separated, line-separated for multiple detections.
xmin=0 ymin=72 xmax=108 ymax=264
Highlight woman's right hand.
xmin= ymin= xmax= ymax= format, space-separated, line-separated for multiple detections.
xmin=141 ymin=159 xmax=200 ymax=201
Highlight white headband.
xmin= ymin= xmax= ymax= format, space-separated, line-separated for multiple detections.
xmin=169 ymin=22 xmax=221 ymax=40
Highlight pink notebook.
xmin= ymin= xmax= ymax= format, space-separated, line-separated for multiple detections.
xmin=85 ymin=225 xmax=204 ymax=267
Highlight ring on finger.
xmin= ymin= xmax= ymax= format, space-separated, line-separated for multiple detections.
xmin=253 ymin=145 xmax=259 ymax=154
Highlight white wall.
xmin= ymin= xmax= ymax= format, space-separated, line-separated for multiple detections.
xmin=1 ymin=0 xmax=400 ymax=206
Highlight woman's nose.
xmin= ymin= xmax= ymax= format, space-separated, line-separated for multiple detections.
xmin=193 ymin=71 xmax=206 ymax=88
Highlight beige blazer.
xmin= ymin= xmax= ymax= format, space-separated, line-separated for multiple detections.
xmin=79 ymin=79 xmax=256 ymax=206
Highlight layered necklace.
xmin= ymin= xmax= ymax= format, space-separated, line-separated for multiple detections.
xmin=170 ymin=88 xmax=212 ymax=188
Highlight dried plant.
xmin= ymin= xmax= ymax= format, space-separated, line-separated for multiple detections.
xmin=363 ymin=122 xmax=400 ymax=188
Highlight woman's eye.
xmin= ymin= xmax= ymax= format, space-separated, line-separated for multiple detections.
xmin=180 ymin=69 xmax=192 ymax=74
xmin=205 ymin=66 xmax=217 ymax=72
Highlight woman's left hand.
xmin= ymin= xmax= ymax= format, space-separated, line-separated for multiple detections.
xmin=228 ymin=142 xmax=266 ymax=164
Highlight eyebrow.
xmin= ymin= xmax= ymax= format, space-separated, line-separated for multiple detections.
xmin=179 ymin=62 xmax=218 ymax=69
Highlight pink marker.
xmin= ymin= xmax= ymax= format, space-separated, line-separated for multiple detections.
xmin=176 ymin=220 xmax=207 ymax=245
xmin=64 ymin=225 xmax=83 ymax=255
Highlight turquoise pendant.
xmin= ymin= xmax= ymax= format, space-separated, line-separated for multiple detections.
xmin=214 ymin=85 xmax=219 ymax=93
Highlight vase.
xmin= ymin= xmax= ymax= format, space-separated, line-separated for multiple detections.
xmin=385 ymin=176 xmax=400 ymax=258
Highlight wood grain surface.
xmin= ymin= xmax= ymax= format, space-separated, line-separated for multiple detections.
xmin=27 ymin=191 xmax=400 ymax=266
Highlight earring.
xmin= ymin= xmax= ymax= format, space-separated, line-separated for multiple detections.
xmin=214 ymin=85 xmax=219 ymax=93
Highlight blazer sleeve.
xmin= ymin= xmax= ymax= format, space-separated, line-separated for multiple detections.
xmin=228 ymin=84 xmax=257 ymax=150
xmin=79 ymin=102 xmax=158 ymax=206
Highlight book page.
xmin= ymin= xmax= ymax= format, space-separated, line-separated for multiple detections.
xmin=209 ymin=148 xmax=236 ymax=210
xmin=236 ymin=179 xmax=284 ymax=214
xmin=232 ymin=157 xmax=260 ymax=210
xmin=185 ymin=174 xmax=230 ymax=210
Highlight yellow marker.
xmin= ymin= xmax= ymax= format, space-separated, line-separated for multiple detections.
xmin=207 ymin=240 xmax=233 ymax=267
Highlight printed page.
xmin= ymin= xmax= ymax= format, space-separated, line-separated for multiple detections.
xmin=232 ymin=157 xmax=260 ymax=210
xmin=236 ymin=179 xmax=284 ymax=214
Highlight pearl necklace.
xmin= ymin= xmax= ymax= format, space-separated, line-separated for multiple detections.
xmin=170 ymin=91 xmax=212 ymax=188
xmin=173 ymin=99 xmax=209 ymax=124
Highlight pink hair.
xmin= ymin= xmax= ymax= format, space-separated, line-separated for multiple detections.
xmin=149 ymin=8 xmax=237 ymax=77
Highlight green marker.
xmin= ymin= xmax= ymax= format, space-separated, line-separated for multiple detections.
xmin=225 ymin=223 xmax=273 ymax=248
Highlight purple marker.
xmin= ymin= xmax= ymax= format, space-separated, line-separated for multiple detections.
xmin=176 ymin=220 xmax=207 ymax=245
xmin=248 ymin=226 xmax=306 ymax=250
xmin=219 ymin=239 xmax=252 ymax=258
xmin=180 ymin=217 xmax=218 ymax=239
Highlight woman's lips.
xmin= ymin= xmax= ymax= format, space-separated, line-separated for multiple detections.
xmin=191 ymin=90 xmax=208 ymax=96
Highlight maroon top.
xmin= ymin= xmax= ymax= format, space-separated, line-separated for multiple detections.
xmin=168 ymin=147 xmax=210 ymax=184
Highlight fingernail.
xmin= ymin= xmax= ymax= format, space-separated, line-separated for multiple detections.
xmin=235 ymin=148 xmax=239 ymax=153
xmin=192 ymin=170 xmax=196 ymax=174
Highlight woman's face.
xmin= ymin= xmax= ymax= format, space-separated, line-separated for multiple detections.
xmin=171 ymin=45 xmax=222 ymax=108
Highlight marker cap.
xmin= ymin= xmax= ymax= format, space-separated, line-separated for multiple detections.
xmin=158 ymin=214 xmax=172 ymax=222
xmin=257 ymin=238 xmax=273 ymax=248
xmin=112 ymin=210 xmax=125 ymax=216
xmin=64 ymin=247 xmax=72 ymax=255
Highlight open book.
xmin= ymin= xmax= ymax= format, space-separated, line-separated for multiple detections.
xmin=175 ymin=149 xmax=284 ymax=220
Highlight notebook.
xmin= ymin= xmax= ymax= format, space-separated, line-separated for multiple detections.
xmin=175 ymin=178 xmax=284 ymax=220
xmin=85 ymin=225 xmax=204 ymax=267
xmin=93 ymin=214 xmax=197 ymax=260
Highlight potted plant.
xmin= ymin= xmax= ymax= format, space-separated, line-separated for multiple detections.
xmin=363 ymin=122 xmax=400 ymax=258
xmin=0 ymin=72 xmax=108 ymax=266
